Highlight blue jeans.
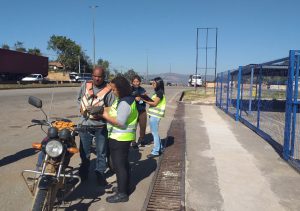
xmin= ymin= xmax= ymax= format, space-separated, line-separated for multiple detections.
xmin=79 ymin=127 xmax=107 ymax=173
xmin=149 ymin=116 xmax=163 ymax=155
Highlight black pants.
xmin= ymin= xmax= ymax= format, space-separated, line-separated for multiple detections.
xmin=109 ymin=138 xmax=131 ymax=194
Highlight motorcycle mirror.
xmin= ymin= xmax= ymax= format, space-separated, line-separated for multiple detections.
xmin=28 ymin=96 xmax=42 ymax=108
xmin=90 ymin=106 xmax=104 ymax=115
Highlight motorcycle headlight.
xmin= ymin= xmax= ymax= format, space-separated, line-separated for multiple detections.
xmin=45 ymin=140 xmax=63 ymax=158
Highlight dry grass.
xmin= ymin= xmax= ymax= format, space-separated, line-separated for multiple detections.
xmin=183 ymin=87 xmax=216 ymax=104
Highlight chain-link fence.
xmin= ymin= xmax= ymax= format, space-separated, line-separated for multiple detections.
xmin=216 ymin=50 xmax=300 ymax=170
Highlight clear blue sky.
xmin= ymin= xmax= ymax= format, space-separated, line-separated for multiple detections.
xmin=1 ymin=0 xmax=300 ymax=76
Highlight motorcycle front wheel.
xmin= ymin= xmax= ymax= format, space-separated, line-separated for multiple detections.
xmin=31 ymin=187 xmax=56 ymax=211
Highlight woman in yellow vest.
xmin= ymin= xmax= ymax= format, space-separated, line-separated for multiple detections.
xmin=101 ymin=76 xmax=138 ymax=203
xmin=143 ymin=77 xmax=166 ymax=158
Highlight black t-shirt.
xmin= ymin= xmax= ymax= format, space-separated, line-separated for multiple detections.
xmin=131 ymin=86 xmax=146 ymax=111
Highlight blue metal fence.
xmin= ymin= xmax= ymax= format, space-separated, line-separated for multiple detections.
xmin=216 ymin=50 xmax=300 ymax=170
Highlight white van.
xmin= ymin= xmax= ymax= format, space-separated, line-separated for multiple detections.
xmin=188 ymin=74 xmax=203 ymax=87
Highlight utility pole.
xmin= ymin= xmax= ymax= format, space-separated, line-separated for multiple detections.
xmin=78 ymin=55 xmax=81 ymax=74
xmin=205 ymin=28 xmax=208 ymax=94
xmin=146 ymin=54 xmax=149 ymax=83
xmin=214 ymin=28 xmax=218 ymax=94
xmin=89 ymin=5 xmax=98 ymax=67
xmin=195 ymin=28 xmax=199 ymax=91
xmin=195 ymin=27 xmax=218 ymax=93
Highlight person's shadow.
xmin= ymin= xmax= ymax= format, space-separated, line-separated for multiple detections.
xmin=129 ymin=149 xmax=157 ymax=194
xmin=64 ymin=135 xmax=175 ymax=207
xmin=127 ymin=135 xmax=175 ymax=195
xmin=129 ymin=152 xmax=157 ymax=194
xmin=139 ymin=133 xmax=175 ymax=149
xmin=162 ymin=136 xmax=174 ymax=148
xmin=0 ymin=148 xmax=38 ymax=167
xmin=63 ymin=159 xmax=105 ymax=211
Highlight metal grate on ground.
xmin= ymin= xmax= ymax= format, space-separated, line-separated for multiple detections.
xmin=143 ymin=103 xmax=186 ymax=211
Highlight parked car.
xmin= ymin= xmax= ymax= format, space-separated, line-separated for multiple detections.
xmin=166 ymin=82 xmax=177 ymax=86
xmin=77 ymin=73 xmax=92 ymax=82
xmin=21 ymin=74 xmax=47 ymax=84
xmin=69 ymin=72 xmax=80 ymax=82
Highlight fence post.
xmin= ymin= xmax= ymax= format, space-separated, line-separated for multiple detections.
xmin=283 ymin=50 xmax=295 ymax=160
xmin=216 ymin=74 xmax=219 ymax=106
xmin=236 ymin=66 xmax=242 ymax=121
xmin=257 ymin=66 xmax=263 ymax=129
xmin=249 ymin=67 xmax=254 ymax=114
xmin=220 ymin=72 xmax=223 ymax=109
xmin=230 ymin=73 xmax=233 ymax=108
xmin=226 ymin=70 xmax=230 ymax=112
xmin=290 ymin=54 xmax=299 ymax=157
xmin=240 ymin=72 xmax=244 ymax=117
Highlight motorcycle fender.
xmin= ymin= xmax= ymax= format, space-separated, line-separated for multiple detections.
xmin=38 ymin=175 xmax=57 ymax=190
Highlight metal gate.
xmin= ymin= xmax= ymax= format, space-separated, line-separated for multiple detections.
xmin=216 ymin=50 xmax=300 ymax=171
xmin=284 ymin=50 xmax=300 ymax=164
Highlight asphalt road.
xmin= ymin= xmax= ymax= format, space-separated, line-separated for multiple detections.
xmin=0 ymin=85 xmax=186 ymax=211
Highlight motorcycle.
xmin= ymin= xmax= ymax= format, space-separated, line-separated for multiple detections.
xmin=22 ymin=96 xmax=83 ymax=211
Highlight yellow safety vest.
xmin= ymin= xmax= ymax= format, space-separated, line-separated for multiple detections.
xmin=80 ymin=81 xmax=111 ymax=120
xmin=147 ymin=94 xmax=166 ymax=118
xmin=107 ymin=98 xmax=138 ymax=141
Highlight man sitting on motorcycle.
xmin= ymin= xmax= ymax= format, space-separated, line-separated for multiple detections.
xmin=77 ymin=66 xmax=115 ymax=186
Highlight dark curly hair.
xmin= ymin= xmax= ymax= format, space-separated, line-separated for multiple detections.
xmin=131 ymin=75 xmax=141 ymax=82
xmin=111 ymin=76 xmax=132 ymax=98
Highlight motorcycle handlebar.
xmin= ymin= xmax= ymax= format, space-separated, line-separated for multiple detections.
xmin=30 ymin=119 xmax=49 ymax=126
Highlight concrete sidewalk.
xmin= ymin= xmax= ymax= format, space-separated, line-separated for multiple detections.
xmin=184 ymin=104 xmax=300 ymax=211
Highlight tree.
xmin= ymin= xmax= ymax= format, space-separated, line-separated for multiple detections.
xmin=97 ymin=58 xmax=111 ymax=80
xmin=97 ymin=59 xmax=110 ymax=70
xmin=14 ymin=41 xmax=26 ymax=52
xmin=81 ymin=54 xmax=93 ymax=73
xmin=47 ymin=35 xmax=88 ymax=72
xmin=1 ymin=44 xmax=10 ymax=50
xmin=28 ymin=47 xmax=41 ymax=56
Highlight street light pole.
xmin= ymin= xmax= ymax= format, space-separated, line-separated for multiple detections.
xmin=78 ymin=55 xmax=81 ymax=74
xmin=195 ymin=28 xmax=199 ymax=91
xmin=89 ymin=5 xmax=98 ymax=67
xmin=146 ymin=54 xmax=148 ymax=82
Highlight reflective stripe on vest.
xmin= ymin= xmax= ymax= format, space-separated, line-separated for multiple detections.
xmin=80 ymin=81 xmax=111 ymax=120
xmin=147 ymin=94 xmax=166 ymax=118
xmin=107 ymin=98 xmax=138 ymax=141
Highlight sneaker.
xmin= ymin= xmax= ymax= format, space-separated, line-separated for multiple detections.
xmin=131 ymin=142 xmax=139 ymax=149
xmin=95 ymin=171 xmax=108 ymax=186
xmin=106 ymin=193 xmax=129 ymax=203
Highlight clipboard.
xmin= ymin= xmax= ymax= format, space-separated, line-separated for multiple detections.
xmin=140 ymin=94 xmax=154 ymax=102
